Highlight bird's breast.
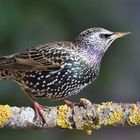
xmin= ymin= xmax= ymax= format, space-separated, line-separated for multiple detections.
xmin=16 ymin=61 xmax=100 ymax=100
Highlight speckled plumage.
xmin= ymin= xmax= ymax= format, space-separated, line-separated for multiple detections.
xmin=0 ymin=27 xmax=129 ymax=122
xmin=0 ymin=41 xmax=100 ymax=101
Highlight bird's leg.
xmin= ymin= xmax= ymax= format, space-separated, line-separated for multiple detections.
xmin=60 ymin=99 xmax=82 ymax=108
xmin=21 ymin=87 xmax=48 ymax=123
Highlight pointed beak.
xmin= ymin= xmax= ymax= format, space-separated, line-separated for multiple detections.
xmin=112 ymin=32 xmax=131 ymax=39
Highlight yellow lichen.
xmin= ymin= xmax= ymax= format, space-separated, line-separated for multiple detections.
xmin=105 ymin=110 xmax=123 ymax=125
xmin=0 ymin=105 xmax=11 ymax=126
xmin=57 ymin=105 xmax=72 ymax=129
xmin=103 ymin=102 xmax=123 ymax=125
xmin=82 ymin=122 xmax=94 ymax=135
xmin=128 ymin=104 xmax=140 ymax=125
xmin=97 ymin=104 xmax=104 ymax=112
xmin=82 ymin=116 xmax=100 ymax=135
xmin=97 ymin=102 xmax=112 ymax=112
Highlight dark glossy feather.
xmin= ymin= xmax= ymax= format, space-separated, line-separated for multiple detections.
xmin=0 ymin=41 xmax=78 ymax=71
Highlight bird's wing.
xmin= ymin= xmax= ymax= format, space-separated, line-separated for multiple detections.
xmin=0 ymin=42 xmax=78 ymax=71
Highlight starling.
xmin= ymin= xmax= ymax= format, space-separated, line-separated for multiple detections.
xmin=0 ymin=27 xmax=129 ymax=122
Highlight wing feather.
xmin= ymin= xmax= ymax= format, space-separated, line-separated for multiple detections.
xmin=2 ymin=42 xmax=78 ymax=71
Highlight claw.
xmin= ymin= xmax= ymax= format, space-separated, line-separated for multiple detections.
xmin=33 ymin=101 xmax=48 ymax=123
xmin=21 ymin=87 xmax=48 ymax=123
xmin=61 ymin=99 xmax=82 ymax=108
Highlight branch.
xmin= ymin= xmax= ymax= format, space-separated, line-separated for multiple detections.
xmin=0 ymin=98 xmax=140 ymax=135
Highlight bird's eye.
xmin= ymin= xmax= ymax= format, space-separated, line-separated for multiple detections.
xmin=99 ymin=34 xmax=112 ymax=39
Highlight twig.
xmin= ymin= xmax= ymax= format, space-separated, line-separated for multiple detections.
xmin=0 ymin=98 xmax=140 ymax=135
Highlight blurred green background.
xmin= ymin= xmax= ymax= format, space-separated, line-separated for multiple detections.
xmin=0 ymin=0 xmax=140 ymax=140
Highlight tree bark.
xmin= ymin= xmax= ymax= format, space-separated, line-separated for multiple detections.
xmin=0 ymin=98 xmax=140 ymax=135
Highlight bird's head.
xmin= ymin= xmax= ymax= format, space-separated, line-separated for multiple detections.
xmin=75 ymin=27 xmax=129 ymax=52
xmin=74 ymin=27 xmax=130 ymax=63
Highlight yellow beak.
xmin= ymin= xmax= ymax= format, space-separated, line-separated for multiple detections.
xmin=112 ymin=32 xmax=130 ymax=39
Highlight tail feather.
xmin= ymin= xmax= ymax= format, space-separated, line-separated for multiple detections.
xmin=0 ymin=54 xmax=16 ymax=69
xmin=0 ymin=54 xmax=16 ymax=80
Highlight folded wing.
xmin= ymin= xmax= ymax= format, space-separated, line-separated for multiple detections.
xmin=0 ymin=42 xmax=78 ymax=71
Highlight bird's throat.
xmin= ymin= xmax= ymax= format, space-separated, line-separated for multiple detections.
xmin=79 ymin=48 xmax=104 ymax=65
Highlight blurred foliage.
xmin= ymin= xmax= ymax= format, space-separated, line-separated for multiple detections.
xmin=0 ymin=0 xmax=140 ymax=139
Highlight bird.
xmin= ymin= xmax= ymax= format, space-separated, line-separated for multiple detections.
xmin=0 ymin=27 xmax=129 ymax=122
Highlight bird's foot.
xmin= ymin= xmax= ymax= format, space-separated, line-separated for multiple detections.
xmin=61 ymin=99 xmax=82 ymax=108
xmin=21 ymin=87 xmax=49 ymax=123
xmin=33 ymin=101 xmax=49 ymax=123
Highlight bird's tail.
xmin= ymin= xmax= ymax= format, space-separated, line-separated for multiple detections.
xmin=0 ymin=54 xmax=16 ymax=80
xmin=0 ymin=54 xmax=16 ymax=68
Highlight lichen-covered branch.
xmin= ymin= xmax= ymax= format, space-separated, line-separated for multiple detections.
xmin=0 ymin=98 xmax=140 ymax=135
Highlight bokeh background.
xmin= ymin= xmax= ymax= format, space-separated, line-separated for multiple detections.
xmin=0 ymin=0 xmax=140 ymax=140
